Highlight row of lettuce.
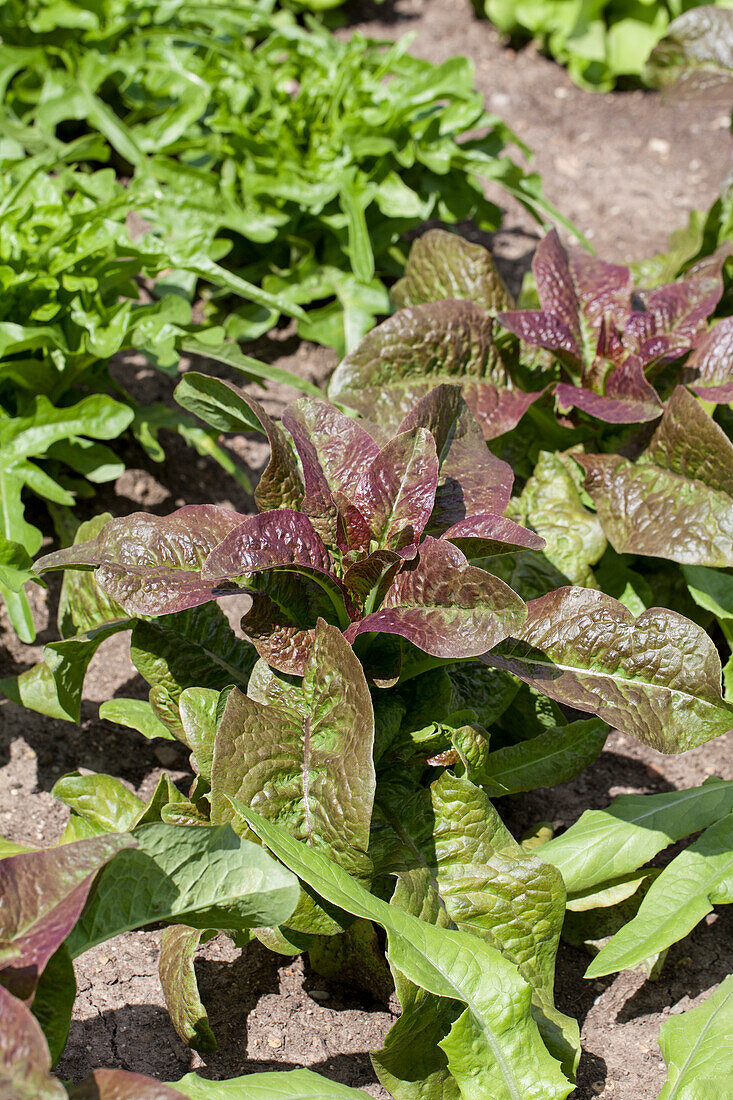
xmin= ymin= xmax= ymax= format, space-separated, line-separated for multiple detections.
xmin=3 ymin=218 xmax=733 ymax=1097
xmin=1 ymin=2 xmax=733 ymax=1098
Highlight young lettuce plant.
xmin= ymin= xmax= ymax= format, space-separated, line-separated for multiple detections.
xmin=0 ymin=154 xmax=305 ymax=640
xmin=329 ymin=226 xmax=728 ymax=434
xmin=35 ymin=386 xmax=540 ymax=684
xmin=0 ymin=0 xmax=575 ymax=353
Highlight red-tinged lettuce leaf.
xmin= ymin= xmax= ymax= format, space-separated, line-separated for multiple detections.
xmin=0 ymin=835 xmax=133 ymax=1001
xmin=442 ymin=514 xmax=545 ymax=556
xmin=241 ymin=391 xmax=305 ymax=515
xmin=498 ymin=309 xmax=583 ymax=361
xmin=0 ymin=985 xmax=66 ymax=1100
xmin=342 ymin=550 xmax=402 ymax=604
xmin=210 ymin=621 xmax=375 ymax=932
xmin=397 ymin=384 xmax=515 ymax=526
xmin=345 ymin=536 xmax=527 ymax=659
xmin=499 ymin=231 xmax=633 ymax=367
xmin=555 ymin=357 xmax=663 ymax=424
xmin=67 ymin=1069 xmax=188 ymax=1099
xmin=238 ymin=570 xmax=345 ymax=676
xmin=460 ymin=379 xmax=543 ymax=442
xmin=391 ymin=228 xmax=513 ymax=312
xmin=486 ymin=587 xmax=733 ymax=752
xmin=202 ymin=510 xmax=333 ymax=581
xmin=688 ymin=318 xmax=733 ymax=403
xmin=328 ymin=300 xmax=536 ymax=439
xmin=282 ymin=399 xmax=380 ymax=504
xmin=581 ymin=386 xmax=733 ymax=566
xmin=353 ymin=428 xmax=438 ymax=552
xmin=35 ymin=505 xmax=245 ymax=575
xmin=624 ymin=269 xmax=724 ymax=363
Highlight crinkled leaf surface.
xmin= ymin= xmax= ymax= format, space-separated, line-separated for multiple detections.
xmin=377 ymin=771 xmax=578 ymax=1075
xmin=129 ymin=602 xmax=256 ymax=737
xmin=391 ymin=228 xmax=513 ymax=313
xmin=352 ymin=428 xmax=438 ymax=551
xmin=65 ymin=823 xmax=299 ymax=957
xmin=586 ymin=811 xmax=733 ymax=978
xmin=0 ymin=984 xmax=66 ymax=1099
xmin=498 ymin=230 xmax=633 ymax=369
xmin=487 ymin=586 xmax=733 ymax=752
xmin=36 ymin=505 xmax=247 ymax=616
xmin=346 ymin=537 xmax=527 ymax=659
xmin=397 ymin=385 xmax=515 ymax=527
xmin=235 ymin=804 xmax=573 ymax=1100
xmin=159 ymin=925 xmax=216 ymax=1053
xmin=514 ymin=451 xmax=606 ymax=586
xmin=655 ymin=974 xmax=733 ymax=1100
xmin=688 ymin=318 xmax=733 ymax=403
xmin=0 ymin=834 xmax=133 ymax=1001
xmin=328 ymin=300 xmax=539 ymax=439
xmin=540 ymin=777 xmax=733 ymax=894
xmin=211 ymin=621 xmax=375 ymax=888
xmin=582 ymin=387 xmax=733 ymax=567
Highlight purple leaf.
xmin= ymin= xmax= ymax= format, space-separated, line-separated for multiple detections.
xmin=442 ymin=514 xmax=545 ymax=556
xmin=67 ymin=1069 xmax=188 ymax=1099
xmin=688 ymin=318 xmax=733 ymax=403
xmin=203 ymin=510 xmax=333 ymax=580
xmin=345 ymin=536 xmax=526 ymax=658
xmin=631 ymin=269 xmax=723 ymax=360
xmin=391 ymin=229 xmax=513 ymax=312
xmin=328 ymin=300 xmax=533 ymax=439
xmin=581 ymin=387 xmax=733 ymax=566
xmin=397 ymin=385 xmax=515 ymax=525
xmin=486 ymin=587 xmax=733 ymax=752
xmin=568 ymin=249 xmax=634 ymax=329
xmin=500 ymin=231 xmax=633 ymax=366
xmin=0 ymin=835 xmax=133 ymax=1002
xmin=342 ymin=550 xmax=402 ymax=603
xmin=94 ymin=564 xmax=237 ymax=618
xmin=497 ymin=309 xmax=582 ymax=361
xmin=461 ymin=379 xmax=544 ymax=441
xmin=0 ymin=985 xmax=66 ymax=1099
xmin=283 ymin=400 xmax=380 ymax=500
xmin=35 ymin=505 xmax=245 ymax=576
xmin=556 ymin=358 xmax=663 ymax=424
xmin=353 ymin=428 xmax=439 ymax=551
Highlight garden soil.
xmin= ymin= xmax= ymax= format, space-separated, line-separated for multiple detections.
xmin=1 ymin=1 xmax=732 ymax=1097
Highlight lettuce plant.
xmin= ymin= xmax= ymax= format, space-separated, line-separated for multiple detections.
xmin=0 ymin=0 xmax=572 ymax=352
xmin=35 ymin=387 xmax=541 ymax=680
xmin=475 ymin=0 xmax=733 ymax=90
xmin=0 ymin=155 xmax=305 ymax=640
xmin=330 ymin=227 xmax=729 ymax=436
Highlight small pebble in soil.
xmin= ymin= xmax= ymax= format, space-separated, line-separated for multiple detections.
xmin=310 ymin=990 xmax=331 ymax=1001
xmin=154 ymin=743 xmax=181 ymax=767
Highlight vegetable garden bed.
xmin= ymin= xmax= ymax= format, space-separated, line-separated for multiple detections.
xmin=1 ymin=2 xmax=732 ymax=1099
